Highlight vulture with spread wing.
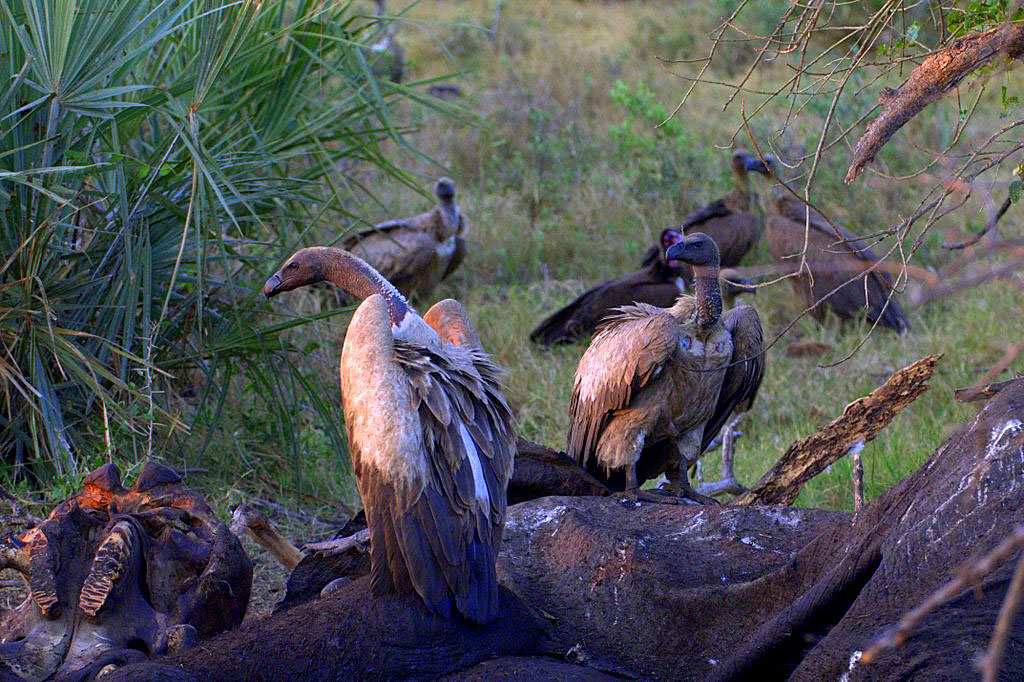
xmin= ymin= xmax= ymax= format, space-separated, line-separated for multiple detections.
xmin=263 ymin=247 xmax=514 ymax=624
xmin=345 ymin=178 xmax=466 ymax=301
xmin=760 ymin=157 xmax=910 ymax=332
xmin=530 ymin=229 xmax=691 ymax=346
xmin=567 ymin=233 xmax=765 ymax=504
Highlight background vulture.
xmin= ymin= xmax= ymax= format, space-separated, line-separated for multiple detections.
xmin=567 ymin=233 xmax=765 ymax=504
xmin=530 ymin=228 xmax=690 ymax=346
xmin=760 ymin=157 xmax=910 ymax=332
xmin=345 ymin=177 xmax=466 ymax=301
xmin=263 ymin=247 xmax=515 ymax=624
xmin=655 ymin=149 xmax=771 ymax=268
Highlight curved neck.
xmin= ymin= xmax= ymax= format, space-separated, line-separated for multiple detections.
xmin=316 ymin=247 xmax=411 ymax=326
xmin=439 ymin=202 xmax=459 ymax=234
xmin=732 ymin=167 xmax=754 ymax=211
xmin=692 ymin=264 xmax=723 ymax=329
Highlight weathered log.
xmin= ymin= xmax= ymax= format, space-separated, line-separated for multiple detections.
xmin=732 ymin=354 xmax=940 ymax=506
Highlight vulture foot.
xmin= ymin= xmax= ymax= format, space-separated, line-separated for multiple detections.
xmin=617 ymin=488 xmax=683 ymax=505
xmin=654 ymin=482 xmax=721 ymax=506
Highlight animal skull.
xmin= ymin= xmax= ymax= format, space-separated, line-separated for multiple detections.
xmin=0 ymin=462 xmax=252 ymax=681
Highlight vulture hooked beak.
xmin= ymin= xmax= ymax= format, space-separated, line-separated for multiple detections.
xmin=742 ymin=153 xmax=772 ymax=176
xmin=665 ymin=232 xmax=719 ymax=269
xmin=722 ymin=273 xmax=757 ymax=296
xmin=263 ymin=271 xmax=285 ymax=298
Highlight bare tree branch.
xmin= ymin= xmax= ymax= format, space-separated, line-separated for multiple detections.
xmin=733 ymin=354 xmax=940 ymax=507
xmin=847 ymin=22 xmax=1024 ymax=183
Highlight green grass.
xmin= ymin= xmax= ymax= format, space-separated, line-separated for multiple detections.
xmin=6 ymin=0 xmax=1024 ymax=530
xmin=349 ymin=0 xmax=1024 ymax=514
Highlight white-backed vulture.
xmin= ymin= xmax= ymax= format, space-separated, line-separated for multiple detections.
xmin=567 ymin=233 xmax=765 ymax=504
xmin=760 ymin=157 xmax=910 ymax=332
xmin=263 ymin=247 xmax=514 ymax=624
xmin=345 ymin=178 xmax=465 ymax=301
xmin=530 ymin=229 xmax=691 ymax=346
xmin=667 ymin=149 xmax=771 ymax=268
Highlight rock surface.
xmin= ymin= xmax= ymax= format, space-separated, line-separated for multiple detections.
xmin=105 ymin=379 xmax=1024 ymax=681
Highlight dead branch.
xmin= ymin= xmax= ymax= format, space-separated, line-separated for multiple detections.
xmin=955 ymin=375 xmax=1024 ymax=403
xmin=861 ymin=523 xmax=1024 ymax=665
xmin=847 ymin=22 xmax=1024 ymax=184
xmin=302 ymin=528 xmax=370 ymax=555
xmin=230 ymin=505 xmax=305 ymax=571
xmin=954 ymin=345 xmax=1024 ymax=404
xmin=912 ymin=252 xmax=1024 ymax=306
xmin=733 ymin=354 xmax=940 ymax=507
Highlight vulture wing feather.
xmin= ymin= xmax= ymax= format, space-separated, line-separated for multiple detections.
xmin=699 ymin=305 xmax=766 ymax=453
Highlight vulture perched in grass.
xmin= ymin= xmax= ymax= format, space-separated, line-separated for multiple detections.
xmin=530 ymin=229 xmax=690 ymax=346
xmin=345 ymin=178 xmax=465 ymax=301
xmin=567 ymin=233 xmax=765 ymax=504
xmin=650 ymin=149 xmax=771 ymax=269
xmin=759 ymin=157 xmax=910 ymax=332
xmin=263 ymin=247 xmax=515 ymax=624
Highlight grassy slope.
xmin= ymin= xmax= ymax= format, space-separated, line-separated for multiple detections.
xmin=384 ymin=0 xmax=1023 ymax=512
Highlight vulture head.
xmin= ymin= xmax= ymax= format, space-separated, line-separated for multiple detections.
xmin=719 ymin=268 xmax=757 ymax=307
xmin=665 ymin=232 xmax=720 ymax=270
xmin=264 ymin=247 xmax=327 ymax=298
xmin=434 ymin=177 xmax=456 ymax=204
xmin=731 ymin=149 xmax=773 ymax=176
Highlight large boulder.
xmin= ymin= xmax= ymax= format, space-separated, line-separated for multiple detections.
xmin=105 ymin=379 xmax=1024 ymax=680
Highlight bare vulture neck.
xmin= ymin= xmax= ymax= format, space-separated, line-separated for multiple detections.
xmin=732 ymin=168 xmax=754 ymax=211
xmin=316 ymin=247 xmax=411 ymax=326
xmin=438 ymin=200 xmax=459 ymax=234
xmin=691 ymin=265 xmax=723 ymax=329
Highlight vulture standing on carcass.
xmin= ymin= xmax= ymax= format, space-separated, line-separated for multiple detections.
xmin=345 ymin=177 xmax=465 ymax=301
xmin=658 ymin=149 xmax=772 ymax=268
xmin=530 ymin=229 xmax=691 ymax=346
xmin=567 ymin=233 xmax=765 ymax=503
xmin=760 ymin=156 xmax=910 ymax=332
xmin=263 ymin=247 xmax=515 ymax=624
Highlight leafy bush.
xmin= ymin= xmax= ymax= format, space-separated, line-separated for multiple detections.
xmin=0 ymin=0 xmax=420 ymax=485
xmin=608 ymin=79 xmax=713 ymax=202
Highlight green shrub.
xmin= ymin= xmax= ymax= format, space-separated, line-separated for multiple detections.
xmin=0 ymin=0 xmax=422 ymax=486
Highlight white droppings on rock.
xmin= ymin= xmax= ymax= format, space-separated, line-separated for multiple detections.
xmin=838 ymin=649 xmax=862 ymax=682
xmin=708 ymin=658 xmax=718 ymax=666
xmin=740 ymin=536 xmax=764 ymax=550
xmin=506 ymin=504 xmax=567 ymax=533
xmin=762 ymin=507 xmax=801 ymax=528
xmin=985 ymin=419 xmax=1022 ymax=461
